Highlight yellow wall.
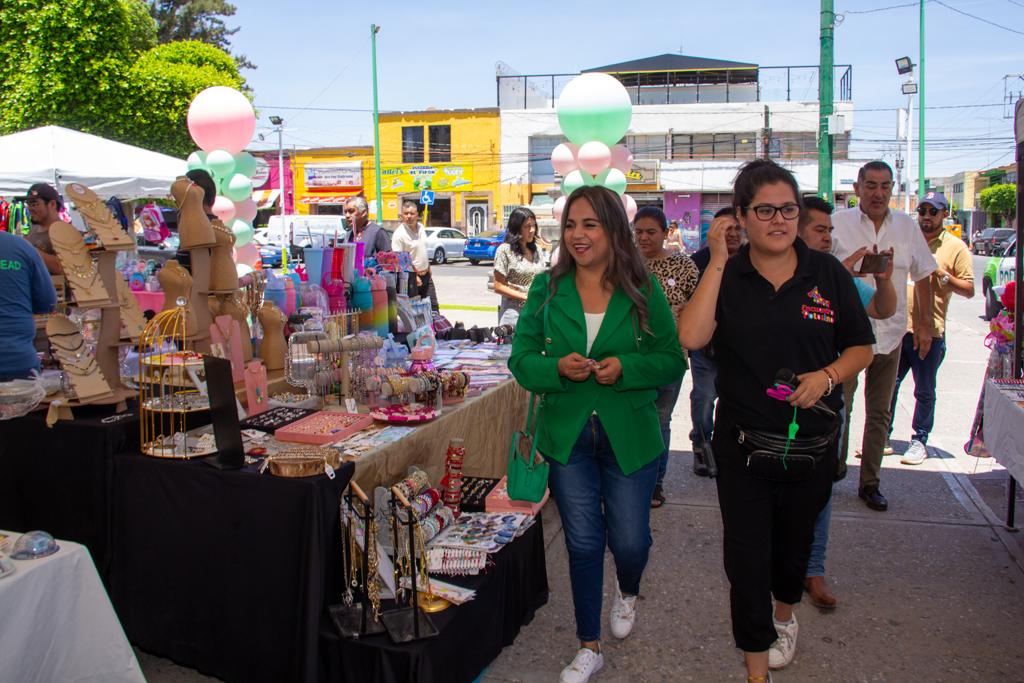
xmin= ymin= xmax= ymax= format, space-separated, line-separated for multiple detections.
xmin=292 ymin=147 xmax=375 ymax=216
xmin=377 ymin=109 xmax=501 ymax=229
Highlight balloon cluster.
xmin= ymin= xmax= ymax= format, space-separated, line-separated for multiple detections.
xmin=551 ymin=73 xmax=638 ymax=222
xmin=184 ymin=86 xmax=259 ymax=253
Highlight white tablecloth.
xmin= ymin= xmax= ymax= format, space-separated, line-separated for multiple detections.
xmin=0 ymin=533 xmax=144 ymax=683
xmin=983 ymin=379 xmax=1024 ymax=483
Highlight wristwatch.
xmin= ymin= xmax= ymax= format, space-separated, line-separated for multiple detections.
xmin=939 ymin=273 xmax=951 ymax=286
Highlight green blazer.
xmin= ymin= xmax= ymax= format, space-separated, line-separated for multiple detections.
xmin=509 ymin=271 xmax=686 ymax=475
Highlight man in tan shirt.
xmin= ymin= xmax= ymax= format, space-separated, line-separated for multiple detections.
xmin=888 ymin=191 xmax=974 ymax=465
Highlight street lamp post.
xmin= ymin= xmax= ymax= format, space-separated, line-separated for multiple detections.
xmin=896 ymin=57 xmax=917 ymax=212
xmin=269 ymin=115 xmax=286 ymax=241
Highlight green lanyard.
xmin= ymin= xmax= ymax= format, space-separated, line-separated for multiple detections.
xmin=782 ymin=406 xmax=799 ymax=470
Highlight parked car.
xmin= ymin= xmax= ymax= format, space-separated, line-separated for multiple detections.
xmin=973 ymin=228 xmax=1014 ymax=256
xmin=135 ymin=231 xmax=180 ymax=265
xmin=464 ymin=230 xmax=506 ymax=265
xmin=986 ymin=240 xmax=1017 ymax=320
xmin=424 ymin=228 xmax=467 ymax=264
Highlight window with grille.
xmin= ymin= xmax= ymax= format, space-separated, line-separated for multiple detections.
xmin=429 ymin=125 xmax=451 ymax=162
xmin=402 ymin=126 xmax=424 ymax=163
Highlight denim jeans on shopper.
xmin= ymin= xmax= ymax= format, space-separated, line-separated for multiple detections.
xmin=547 ymin=415 xmax=659 ymax=642
xmin=655 ymin=378 xmax=684 ymax=487
xmin=807 ymin=404 xmax=845 ymax=578
xmin=888 ymin=332 xmax=947 ymax=445
xmin=688 ymin=348 xmax=717 ymax=447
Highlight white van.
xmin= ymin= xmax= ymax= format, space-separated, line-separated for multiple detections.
xmin=266 ymin=215 xmax=348 ymax=248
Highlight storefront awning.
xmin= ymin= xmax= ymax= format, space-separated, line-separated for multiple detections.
xmin=252 ymin=189 xmax=280 ymax=209
xmin=300 ymin=192 xmax=361 ymax=205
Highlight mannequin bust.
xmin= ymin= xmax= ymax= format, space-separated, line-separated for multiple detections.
xmin=210 ymin=294 xmax=253 ymax=361
xmin=256 ymin=301 xmax=287 ymax=372
xmin=157 ymin=260 xmax=198 ymax=335
xmin=171 ymin=176 xmax=216 ymax=249
xmin=209 ymin=220 xmax=240 ymax=292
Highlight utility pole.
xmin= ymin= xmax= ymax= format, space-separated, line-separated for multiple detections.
xmin=371 ymin=24 xmax=383 ymax=220
xmin=905 ymin=96 xmax=914 ymax=212
xmin=817 ymin=0 xmax=834 ymax=201
xmin=762 ymin=105 xmax=771 ymax=159
xmin=918 ymin=0 xmax=925 ymax=201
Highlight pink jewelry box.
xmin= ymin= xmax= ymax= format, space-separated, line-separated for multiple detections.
xmin=485 ymin=475 xmax=549 ymax=515
xmin=274 ymin=410 xmax=374 ymax=445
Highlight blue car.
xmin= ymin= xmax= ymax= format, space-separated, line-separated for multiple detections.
xmin=259 ymin=245 xmax=284 ymax=269
xmin=464 ymin=230 xmax=505 ymax=265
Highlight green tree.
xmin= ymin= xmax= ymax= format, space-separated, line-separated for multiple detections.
xmin=0 ymin=0 xmax=245 ymax=158
xmin=148 ymin=0 xmax=254 ymax=70
xmin=979 ymin=183 xmax=1017 ymax=227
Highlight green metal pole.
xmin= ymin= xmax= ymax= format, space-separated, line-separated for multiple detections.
xmin=817 ymin=0 xmax=835 ymax=201
xmin=371 ymin=24 xmax=383 ymax=220
xmin=918 ymin=0 xmax=925 ymax=200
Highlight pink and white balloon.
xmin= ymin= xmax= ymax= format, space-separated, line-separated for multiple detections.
xmin=621 ymin=194 xmax=638 ymax=221
xmin=577 ymin=141 xmax=611 ymax=176
xmin=550 ymin=143 xmax=579 ymax=177
xmin=553 ymin=196 xmax=567 ymax=223
xmin=187 ymin=87 xmax=257 ymax=155
xmin=211 ymin=196 xmax=237 ymax=223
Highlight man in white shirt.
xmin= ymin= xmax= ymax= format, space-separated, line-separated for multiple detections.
xmin=831 ymin=161 xmax=937 ymax=512
xmin=391 ymin=200 xmax=437 ymax=311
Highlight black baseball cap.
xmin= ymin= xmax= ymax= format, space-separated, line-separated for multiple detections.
xmin=20 ymin=183 xmax=63 ymax=207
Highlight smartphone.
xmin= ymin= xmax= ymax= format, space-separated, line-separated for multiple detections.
xmin=858 ymin=252 xmax=890 ymax=275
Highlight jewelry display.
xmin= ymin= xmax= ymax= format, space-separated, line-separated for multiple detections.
xmin=212 ymin=295 xmax=253 ymax=362
xmin=64 ymin=182 xmax=135 ymax=250
xmin=115 ymin=275 xmax=146 ymax=340
xmin=443 ymin=438 xmax=465 ymax=514
xmin=209 ymin=314 xmax=244 ymax=382
xmin=49 ymin=221 xmax=112 ymax=306
xmin=141 ymin=390 xmax=209 ymax=413
xmin=274 ymin=410 xmax=374 ymax=446
xmin=260 ymin=446 xmax=341 ymax=478
xmin=171 ymin=176 xmax=216 ymax=249
xmin=208 ymin=219 xmax=240 ymax=292
xmin=157 ymin=261 xmax=198 ymax=336
xmin=45 ymin=314 xmax=114 ymax=403
xmin=243 ymin=360 xmax=269 ymax=416
xmin=239 ymin=405 xmax=316 ymax=433
xmin=369 ymin=404 xmax=439 ymax=424
xmin=457 ymin=476 xmax=501 ymax=512
xmin=426 ymin=547 xmax=488 ymax=577
xmin=329 ymin=481 xmax=387 ymax=639
xmin=256 ymin=302 xmax=287 ymax=372
xmin=429 ymin=512 xmax=531 ymax=554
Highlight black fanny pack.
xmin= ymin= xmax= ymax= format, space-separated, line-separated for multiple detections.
xmin=735 ymin=425 xmax=836 ymax=482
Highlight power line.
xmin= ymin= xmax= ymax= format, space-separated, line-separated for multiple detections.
xmin=933 ymin=0 xmax=1024 ymax=34
xmin=841 ymin=1 xmax=924 ymax=15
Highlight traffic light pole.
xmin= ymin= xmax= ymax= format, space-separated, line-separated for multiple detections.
xmin=817 ymin=0 xmax=834 ymax=201
xmin=918 ymin=0 xmax=925 ymax=200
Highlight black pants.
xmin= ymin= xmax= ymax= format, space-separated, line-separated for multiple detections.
xmin=712 ymin=410 xmax=835 ymax=652
xmin=410 ymin=270 xmax=439 ymax=313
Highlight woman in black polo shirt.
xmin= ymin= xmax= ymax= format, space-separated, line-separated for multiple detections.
xmin=678 ymin=160 xmax=874 ymax=682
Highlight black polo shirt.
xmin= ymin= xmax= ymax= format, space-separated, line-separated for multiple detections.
xmin=712 ymin=237 xmax=875 ymax=437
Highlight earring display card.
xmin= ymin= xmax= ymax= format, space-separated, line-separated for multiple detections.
xmin=239 ymin=406 xmax=316 ymax=433
xmin=244 ymin=360 xmax=269 ymax=416
xmin=457 ymin=477 xmax=500 ymax=513
xmin=275 ymin=410 xmax=374 ymax=445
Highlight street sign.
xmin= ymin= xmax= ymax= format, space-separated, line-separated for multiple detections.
xmin=420 ymin=189 xmax=435 ymax=206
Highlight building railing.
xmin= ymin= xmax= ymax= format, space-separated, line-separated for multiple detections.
xmin=497 ymin=65 xmax=852 ymax=109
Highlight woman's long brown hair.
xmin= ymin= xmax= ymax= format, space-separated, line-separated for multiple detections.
xmin=544 ymin=186 xmax=652 ymax=333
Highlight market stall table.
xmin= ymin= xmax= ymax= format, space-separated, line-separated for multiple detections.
xmin=318 ymin=513 xmax=548 ymax=683
xmin=0 ymin=533 xmax=144 ymax=683
xmin=108 ymin=456 xmax=352 ymax=683
xmin=982 ymin=378 xmax=1024 ymax=527
xmin=0 ymin=404 xmax=139 ymax=574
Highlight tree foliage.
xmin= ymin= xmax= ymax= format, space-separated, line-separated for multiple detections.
xmin=979 ymin=183 xmax=1017 ymax=226
xmin=0 ymin=0 xmax=245 ymax=159
xmin=148 ymin=0 xmax=253 ymax=70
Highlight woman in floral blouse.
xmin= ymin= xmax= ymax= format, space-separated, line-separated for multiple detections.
xmin=493 ymin=207 xmax=548 ymax=326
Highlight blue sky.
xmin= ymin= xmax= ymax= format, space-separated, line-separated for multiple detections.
xmin=233 ymin=0 xmax=1024 ymax=179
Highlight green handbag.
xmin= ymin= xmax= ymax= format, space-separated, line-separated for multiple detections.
xmin=506 ymin=392 xmax=549 ymax=503
xmin=506 ymin=302 xmax=550 ymax=503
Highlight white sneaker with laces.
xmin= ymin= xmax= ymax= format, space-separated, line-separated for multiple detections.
xmin=768 ymin=615 xmax=798 ymax=670
xmin=609 ymin=585 xmax=637 ymax=639
xmin=560 ymin=647 xmax=603 ymax=683
xmin=901 ymin=439 xmax=928 ymax=465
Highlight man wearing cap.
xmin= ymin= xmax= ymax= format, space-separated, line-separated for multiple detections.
xmin=888 ymin=191 xmax=974 ymax=465
xmin=22 ymin=183 xmax=64 ymax=274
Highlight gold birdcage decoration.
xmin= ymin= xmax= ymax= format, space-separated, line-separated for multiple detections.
xmin=138 ymin=298 xmax=212 ymax=458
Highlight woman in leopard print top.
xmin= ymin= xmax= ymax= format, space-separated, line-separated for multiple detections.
xmin=493 ymin=208 xmax=547 ymax=325
xmin=634 ymin=206 xmax=699 ymax=507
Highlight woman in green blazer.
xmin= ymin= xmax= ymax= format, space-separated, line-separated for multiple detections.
xmin=509 ymin=186 xmax=686 ymax=683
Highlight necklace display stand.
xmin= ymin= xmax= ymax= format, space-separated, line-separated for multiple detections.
xmin=171 ymin=177 xmax=216 ymax=249
xmin=64 ymin=183 xmax=135 ymax=250
xmin=49 ymin=221 xmax=112 ymax=307
xmin=244 ymin=360 xmax=268 ymax=415
xmin=212 ymin=295 xmax=253 ymax=362
xmin=158 ymin=261 xmax=198 ymax=337
xmin=329 ymin=481 xmax=387 ymax=639
xmin=208 ymin=220 xmax=239 ymax=292
xmin=209 ymin=314 xmax=244 ymax=382
xmin=381 ymin=487 xmax=440 ymax=643
xmin=256 ymin=301 xmax=287 ymax=372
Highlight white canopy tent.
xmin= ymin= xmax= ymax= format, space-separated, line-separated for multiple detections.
xmin=0 ymin=126 xmax=186 ymax=200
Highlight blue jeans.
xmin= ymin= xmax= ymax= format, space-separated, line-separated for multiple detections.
xmin=655 ymin=378 xmax=684 ymax=486
xmin=888 ymin=333 xmax=947 ymax=444
xmin=807 ymin=405 xmax=846 ymax=578
xmin=688 ymin=349 xmax=717 ymax=447
xmin=547 ymin=415 xmax=659 ymax=642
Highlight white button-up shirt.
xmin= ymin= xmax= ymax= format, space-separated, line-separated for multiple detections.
xmin=830 ymin=206 xmax=936 ymax=355
xmin=391 ymin=222 xmax=430 ymax=273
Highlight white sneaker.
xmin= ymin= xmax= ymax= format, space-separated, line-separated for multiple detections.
xmin=609 ymin=585 xmax=637 ymax=639
xmin=560 ymin=647 xmax=603 ymax=683
xmin=901 ymin=439 xmax=928 ymax=465
xmin=768 ymin=615 xmax=798 ymax=670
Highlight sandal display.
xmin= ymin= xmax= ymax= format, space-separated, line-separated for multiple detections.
xmin=171 ymin=177 xmax=216 ymax=249
xmin=64 ymin=183 xmax=134 ymax=250
xmin=48 ymin=221 xmax=112 ymax=306
xmin=46 ymin=314 xmax=114 ymax=403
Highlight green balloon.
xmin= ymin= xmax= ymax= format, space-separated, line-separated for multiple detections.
xmin=233 ymin=152 xmax=257 ymax=178
xmin=556 ymin=74 xmax=633 ymax=147
xmin=206 ymin=149 xmax=236 ymax=180
xmin=597 ymin=168 xmax=628 ymax=196
xmin=223 ymin=173 xmax=253 ymax=201
xmin=186 ymin=151 xmax=208 ymax=171
xmin=561 ymin=170 xmax=586 ymax=196
xmin=230 ymin=218 xmax=254 ymax=247
xmin=582 ymin=171 xmax=598 ymax=187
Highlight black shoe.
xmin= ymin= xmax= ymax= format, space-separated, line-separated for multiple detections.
xmin=859 ymin=486 xmax=888 ymax=511
xmin=692 ymin=447 xmax=710 ymax=477
xmin=834 ymin=460 xmax=847 ymax=482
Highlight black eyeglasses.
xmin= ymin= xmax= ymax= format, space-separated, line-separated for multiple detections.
xmin=917 ymin=206 xmax=940 ymax=216
xmin=747 ymin=204 xmax=801 ymax=221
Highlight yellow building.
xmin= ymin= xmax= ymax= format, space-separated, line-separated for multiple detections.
xmin=292 ymin=146 xmax=375 ymax=216
xmin=376 ymin=108 xmax=501 ymax=233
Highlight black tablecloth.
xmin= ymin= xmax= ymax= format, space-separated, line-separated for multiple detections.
xmin=108 ymin=454 xmax=351 ymax=683
xmin=0 ymin=404 xmax=139 ymax=574
xmin=318 ymin=515 xmax=549 ymax=683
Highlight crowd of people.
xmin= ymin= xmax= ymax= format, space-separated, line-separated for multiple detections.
xmin=507 ymin=158 xmax=975 ymax=683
